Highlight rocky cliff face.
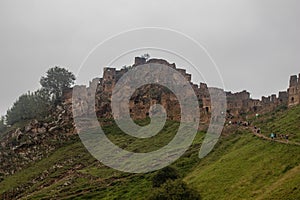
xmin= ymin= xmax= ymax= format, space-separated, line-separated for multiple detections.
xmin=0 ymin=102 xmax=76 ymax=177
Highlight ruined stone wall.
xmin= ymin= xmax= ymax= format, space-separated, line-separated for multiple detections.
xmin=65 ymin=57 xmax=300 ymax=124
xmin=288 ymin=74 xmax=300 ymax=107
xmin=225 ymin=86 xmax=292 ymax=118
xmin=226 ymin=90 xmax=250 ymax=116
xmin=279 ymin=91 xmax=288 ymax=104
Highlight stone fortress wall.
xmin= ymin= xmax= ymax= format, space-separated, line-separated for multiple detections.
xmin=288 ymin=74 xmax=300 ymax=107
xmin=66 ymin=57 xmax=300 ymax=123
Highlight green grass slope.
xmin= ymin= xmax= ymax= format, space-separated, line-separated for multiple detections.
xmin=0 ymin=106 xmax=300 ymax=199
xmin=0 ymin=120 xmax=204 ymax=199
xmin=253 ymin=105 xmax=300 ymax=143
xmin=185 ymin=133 xmax=300 ymax=200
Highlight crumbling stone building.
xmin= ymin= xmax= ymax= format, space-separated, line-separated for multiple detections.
xmin=67 ymin=57 xmax=299 ymax=123
xmin=288 ymin=74 xmax=300 ymax=107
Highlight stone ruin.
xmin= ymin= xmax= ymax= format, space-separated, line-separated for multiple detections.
xmin=288 ymin=74 xmax=300 ymax=107
xmin=65 ymin=57 xmax=300 ymax=125
xmin=1 ymin=58 xmax=299 ymax=177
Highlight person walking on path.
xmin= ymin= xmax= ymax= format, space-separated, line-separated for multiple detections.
xmin=257 ymin=128 xmax=261 ymax=134
xmin=285 ymin=134 xmax=289 ymax=143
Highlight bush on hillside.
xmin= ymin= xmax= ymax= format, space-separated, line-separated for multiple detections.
xmin=148 ymin=179 xmax=201 ymax=200
xmin=152 ymin=166 xmax=180 ymax=188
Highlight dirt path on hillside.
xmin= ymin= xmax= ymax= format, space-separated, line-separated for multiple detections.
xmin=249 ymin=127 xmax=300 ymax=146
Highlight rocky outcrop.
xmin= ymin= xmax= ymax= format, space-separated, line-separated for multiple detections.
xmin=0 ymin=102 xmax=76 ymax=177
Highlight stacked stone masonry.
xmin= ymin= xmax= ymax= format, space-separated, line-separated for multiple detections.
xmin=66 ymin=57 xmax=299 ymax=123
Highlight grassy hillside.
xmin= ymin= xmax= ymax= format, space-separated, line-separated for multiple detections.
xmin=0 ymin=120 xmax=204 ymax=199
xmin=0 ymin=107 xmax=300 ymax=199
xmin=253 ymin=105 xmax=300 ymax=143
xmin=185 ymin=133 xmax=300 ymax=200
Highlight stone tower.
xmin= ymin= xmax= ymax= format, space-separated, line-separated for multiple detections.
xmin=287 ymin=74 xmax=300 ymax=107
xmin=102 ymin=67 xmax=116 ymax=93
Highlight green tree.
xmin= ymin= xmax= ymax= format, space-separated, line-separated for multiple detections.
xmin=40 ymin=66 xmax=75 ymax=103
xmin=6 ymin=89 xmax=51 ymax=125
xmin=148 ymin=179 xmax=201 ymax=200
xmin=0 ymin=116 xmax=6 ymax=133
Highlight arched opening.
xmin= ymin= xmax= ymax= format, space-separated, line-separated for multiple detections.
xmin=253 ymin=106 xmax=257 ymax=112
xmin=205 ymin=107 xmax=209 ymax=113
xmin=291 ymin=97 xmax=295 ymax=103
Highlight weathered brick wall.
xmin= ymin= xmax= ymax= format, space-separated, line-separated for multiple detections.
xmin=65 ymin=57 xmax=299 ymax=123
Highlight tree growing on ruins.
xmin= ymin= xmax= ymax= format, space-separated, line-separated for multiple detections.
xmin=40 ymin=66 xmax=76 ymax=104
xmin=141 ymin=53 xmax=150 ymax=61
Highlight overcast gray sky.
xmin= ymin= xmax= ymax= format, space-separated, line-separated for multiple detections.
xmin=1 ymin=0 xmax=300 ymax=116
